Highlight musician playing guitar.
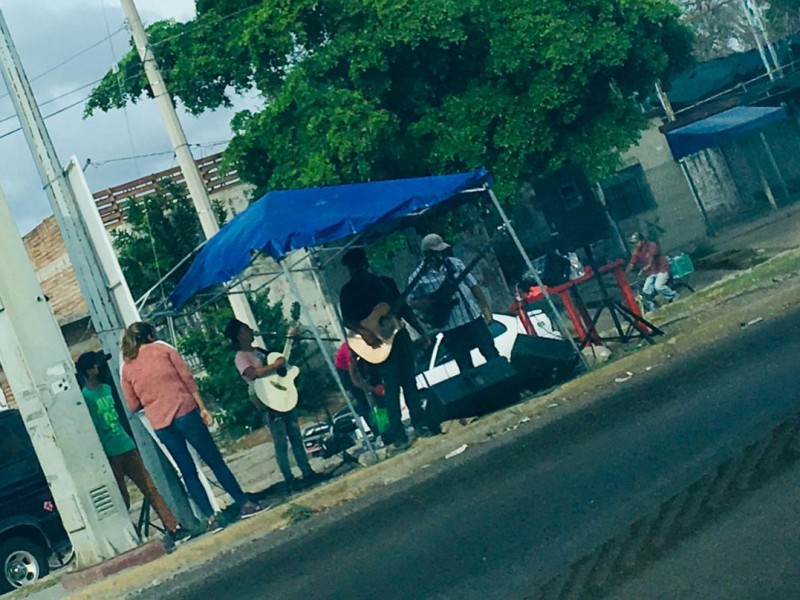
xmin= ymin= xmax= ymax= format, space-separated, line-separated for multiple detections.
xmin=408 ymin=233 xmax=499 ymax=373
xmin=224 ymin=318 xmax=317 ymax=488
xmin=339 ymin=248 xmax=432 ymax=451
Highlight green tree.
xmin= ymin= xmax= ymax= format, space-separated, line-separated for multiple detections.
xmin=87 ymin=0 xmax=692 ymax=200
xmin=111 ymin=179 xmax=226 ymax=302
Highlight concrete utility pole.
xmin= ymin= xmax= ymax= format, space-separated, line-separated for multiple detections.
xmin=0 ymin=184 xmax=138 ymax=564
xmin=119 ymin=0 xmax=259 ymax=330
xmin=0 ymin=7 xmax=198 ymax=548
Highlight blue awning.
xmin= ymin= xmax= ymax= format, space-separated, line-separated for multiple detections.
xmin=169 ymin=169 xmax=492 ymax=308
xmin=666 ymin=106 xmax=788 ymax=161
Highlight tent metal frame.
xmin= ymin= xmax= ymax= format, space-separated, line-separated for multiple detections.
xmin=154 ymin=181 xmax=588 ymax=462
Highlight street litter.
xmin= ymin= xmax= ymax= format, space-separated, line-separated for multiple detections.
xmin=615 ymin=371 xmax=634 ymax=383
xmin=445 ymin=444 xmax=468 ymax=459
xmin=548 ymin=403 xmax=559 ymax=408
xmin=520 ymin=417 xmax=531 ymax=423
xmin=740 ymin=317 xmax=763 ymax=328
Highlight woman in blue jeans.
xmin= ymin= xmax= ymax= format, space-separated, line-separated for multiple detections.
xmin=120 ymin=322 xmax=265 ymax=525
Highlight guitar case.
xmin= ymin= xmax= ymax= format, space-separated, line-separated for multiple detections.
xmin=423 ymin=358 xmax=520 ymax=428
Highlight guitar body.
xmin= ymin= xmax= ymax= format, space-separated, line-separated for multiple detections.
xmin=253 ymin=352 xmax=300 ymax=412
xmin=348 ymin=302 xmax=401 ymax=364
xmin=347 ymin=333 xmax=394 ymax=364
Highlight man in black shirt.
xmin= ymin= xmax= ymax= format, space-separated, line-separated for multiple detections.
xmin=339 ymin=248 xmax=429 ymax=450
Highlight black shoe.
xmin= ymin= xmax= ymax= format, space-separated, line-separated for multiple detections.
xmin=392 ymin=437 xmax=412 ymax=453
xmin=163 ymin=527 xmax=193 ymax=552
xmin=414 ymin=426 xmax=436 ymax=439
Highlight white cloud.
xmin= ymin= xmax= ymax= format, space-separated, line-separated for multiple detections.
xmin=0 ymin=0 xmax=253 ymax=235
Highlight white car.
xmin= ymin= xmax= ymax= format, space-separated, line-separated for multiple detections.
xmin=414 ymin=311 xmax=560 ymax=390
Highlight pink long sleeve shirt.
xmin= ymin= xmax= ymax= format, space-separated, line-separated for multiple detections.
xmin=121 ymin=341 xmax=199 ymax=430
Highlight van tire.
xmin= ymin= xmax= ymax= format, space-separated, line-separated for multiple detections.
xmin=0 ymin=536 xmax=49 ymax=592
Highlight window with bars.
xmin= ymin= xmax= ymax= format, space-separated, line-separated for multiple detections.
xmin=602 ymin=164 xmax=657 ymax=220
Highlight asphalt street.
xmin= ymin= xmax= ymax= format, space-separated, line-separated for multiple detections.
xmin=144 ymin=308 xmax=800 ymax=600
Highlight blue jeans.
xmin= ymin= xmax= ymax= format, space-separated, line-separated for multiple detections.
xmin=265 ymin=408 xmax=313 ymax=482
xmin=156 ymin=409 xmax=246 ymax=517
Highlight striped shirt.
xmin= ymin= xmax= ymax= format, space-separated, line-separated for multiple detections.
xmin=408 ymin=257 xmax=481 ymax=331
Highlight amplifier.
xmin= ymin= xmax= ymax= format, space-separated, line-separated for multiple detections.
xmin=424 ymin=358 xmax=520 ymax=427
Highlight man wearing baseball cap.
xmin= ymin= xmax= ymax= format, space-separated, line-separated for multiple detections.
xmin=408 ymin=233 xmax=499 ymax=372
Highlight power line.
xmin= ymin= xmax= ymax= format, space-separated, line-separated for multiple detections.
xmin=0 ymin=24 xmax=125 ymax=103
xmin=87 ymin=140 xmax=231 ymax=168
xmin=0 ymin=94 xmax=94 ymax=142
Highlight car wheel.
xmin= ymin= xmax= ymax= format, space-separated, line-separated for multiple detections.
xmin=0 ymin=537 xmax=49 ymax=592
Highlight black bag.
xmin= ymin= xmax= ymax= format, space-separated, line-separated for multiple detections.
xmin=541 ymin=251 xmax=571 ymax=287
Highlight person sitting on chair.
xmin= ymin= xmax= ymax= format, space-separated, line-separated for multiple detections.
xmin=626 ymin=232 xmax=678 ymax=311
xmin=408 ymin=233 xmax=499 ymax=373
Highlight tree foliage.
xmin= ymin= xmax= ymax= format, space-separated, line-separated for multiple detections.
xmin=111 ymin=179 xmax=226 ymax=302
xmin=88 ymin=0 xmax=692 ymax=198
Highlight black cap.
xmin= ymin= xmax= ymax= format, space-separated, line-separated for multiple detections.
xmin=341 ymin=247 xmax=368 ymax=268
xmin=75 ymin=351 xmax=112 ymax=375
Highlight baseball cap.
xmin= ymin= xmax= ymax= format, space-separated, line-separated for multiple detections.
xmin=421 ymin=233 xmax=451 ymax=253
xmin=75 ymin=351 xmax=112 ymax=375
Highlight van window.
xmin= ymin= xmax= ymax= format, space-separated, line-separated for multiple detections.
xmin=0 ymin=422 xmax=35 ymax=485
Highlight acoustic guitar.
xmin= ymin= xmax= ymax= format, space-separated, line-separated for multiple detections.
xmin=252 ymin=303 xmax=302 ymax=412
xmin=346 ymin=258 xmax=436 ymax=364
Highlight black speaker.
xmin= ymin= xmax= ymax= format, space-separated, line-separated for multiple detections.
xmin=534 ymin=163 xmax=608 ymax=251
xmin=510 ymin=335 xmax=579 ymax=391
xmin=424 ymin=359 xmax=520 ymax=427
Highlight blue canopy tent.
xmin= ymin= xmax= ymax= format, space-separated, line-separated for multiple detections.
xmin=167 ymin=170 xmax=584 ymax=457
xmin=170 ymin=170 xmax=492 ymax=309
xmin=666 ymin=105 xmax=789 ymax=161
xmin=665 ymin=106 xmax=790 ymax=236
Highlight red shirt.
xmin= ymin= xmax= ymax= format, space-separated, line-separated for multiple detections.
xmin=628 ymin=241 xmax=669 ymax=276
xmin=121 ymin=341 xmax=199 ymax=430
xmin=335 ymin=342 xmax=354 ymax=372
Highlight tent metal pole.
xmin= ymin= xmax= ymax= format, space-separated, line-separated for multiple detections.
xmin=485 ymin=187 xmax=589 ymax=369
xmin=759 ymin=132 xmax=790 ymax=204
xmin=679 ymin=159 xmax=716 ymax=237
xmin=279 ymin=260 xmax=378 ymax=460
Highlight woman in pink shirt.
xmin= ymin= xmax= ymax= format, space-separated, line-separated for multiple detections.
xmin=120 ymin=322 xmax=263 ymax=523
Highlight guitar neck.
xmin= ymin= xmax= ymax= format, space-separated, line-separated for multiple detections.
xmin=282 ymin=322 xmax=299 ymax=362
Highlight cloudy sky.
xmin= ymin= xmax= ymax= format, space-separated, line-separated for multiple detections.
xmin=0 ymin=0 xmax=256 ymax=234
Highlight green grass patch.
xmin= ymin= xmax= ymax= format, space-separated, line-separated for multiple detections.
xmin=283 ymin=503 xmax=316 ymax=524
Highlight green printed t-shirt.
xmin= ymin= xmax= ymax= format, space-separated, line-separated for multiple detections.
xmin=82 ymin=384 xmax=136 ymax=457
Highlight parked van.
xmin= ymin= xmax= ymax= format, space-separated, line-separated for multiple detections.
xmin=0 ymin=410 xmax=72 ymax=592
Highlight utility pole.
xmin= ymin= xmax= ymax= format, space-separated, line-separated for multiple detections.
xmin=741 ymin=0 xmax=780 ymax=79
xmin=119 ymin=0 xmax=259 ymax=331
xmin=0 ymin=183 xmax=138 ymax=564
xmin=0 ymin=7 xmax=199 ymax=545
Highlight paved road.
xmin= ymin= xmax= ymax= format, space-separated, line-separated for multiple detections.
xmin=609 ymin=459 xmax=800 ymax=600
xmin=146 ymin=309 xmax=800 ymax=600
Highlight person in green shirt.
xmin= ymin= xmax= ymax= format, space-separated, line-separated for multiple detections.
xmin=76 ymin=351 xmax=188 ymax=543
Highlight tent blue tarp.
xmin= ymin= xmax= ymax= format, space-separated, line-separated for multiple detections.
xmin=169 ymin=169 xmax=492 ymax=308
xmin=666 ymin=106 xmax=788 ymax=161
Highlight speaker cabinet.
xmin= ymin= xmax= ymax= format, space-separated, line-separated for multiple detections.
xmin=534 ymin=163 xmax=608 ymax=251
xmin=510 ymin=335 xmax=579 ymax=391
xmin=424 ymin=359 xmax=520 ymax=427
